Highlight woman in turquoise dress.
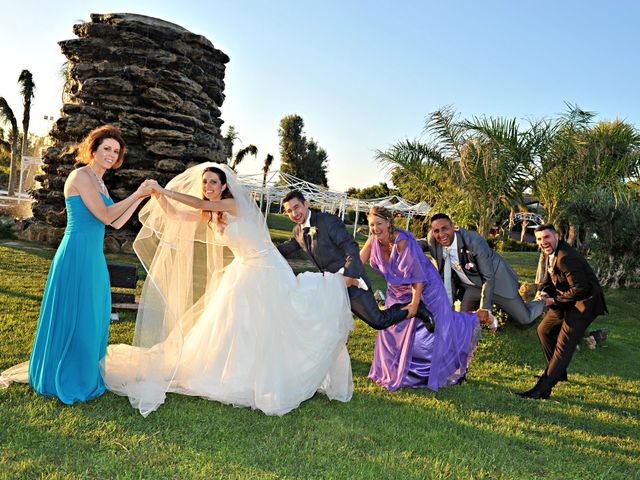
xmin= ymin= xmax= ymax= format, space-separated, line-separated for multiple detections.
xmin=0 ymin=125 xmax=151 ymax=404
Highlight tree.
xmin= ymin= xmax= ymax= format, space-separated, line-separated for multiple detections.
xmin=222 ymin=125 xmax=239 ymax=161
xmin=0 ymin=97 xmax=19 ymax=195
xmin=530 ymin=105 xmax=596 ymax=232
xmin=565 ymin=187 xmax=640 ymax=288
xmin=278 ymin=114 xmax=307 ymax=177
xmin=304 ymin=138 xmax=328 ymax=187
xmin=18 ymin=70 xmax=35 ymax=158
xmin=376 ymin=107 xmax=531 ymax=237
xmin=278 ymin=114 xmax=329 ymax=186
xmin=229 ymin=144 xmax=258 ymax=171
xmin=0 ymin=128 xmax=11 ymax=156
xmin=262 ymin=153 xmax=274 ymax=187
xmin=349 ymin=182 xmax=393 ymax=199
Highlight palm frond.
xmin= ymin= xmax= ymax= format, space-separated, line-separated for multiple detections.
xmin=0 ymin=97 xmax=18 ymax=130
xmin=262 ymin=154 xmax=274 ymax=174
xmin=18 ymin=70 xmax=36 ymax=104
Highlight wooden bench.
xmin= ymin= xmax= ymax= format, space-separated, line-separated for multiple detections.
xmin=107 ymin=263 xmax=139 ymax=312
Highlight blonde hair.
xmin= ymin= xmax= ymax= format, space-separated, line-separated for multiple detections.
xmin=76 ymin=125 xmax=126 ymax=169
xmin=368 ymin=205 xmax=395 ymax=233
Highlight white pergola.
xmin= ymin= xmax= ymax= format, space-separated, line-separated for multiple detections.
xmin=237 ymin=170 xmax=431 ymax=236
xmin=0 ymin=156 xmax=43 ymax=207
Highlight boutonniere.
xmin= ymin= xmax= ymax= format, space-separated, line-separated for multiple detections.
xmin=464 ymin=262 xmax=475 ymax=270
xmin=308 ymin=226 xmax=318 ymax=240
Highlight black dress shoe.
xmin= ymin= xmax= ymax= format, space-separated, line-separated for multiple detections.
xmin=415 ymin=302 xmax=435 ymax=333
xmin=515 ymin=387 xmax=551 ymax=400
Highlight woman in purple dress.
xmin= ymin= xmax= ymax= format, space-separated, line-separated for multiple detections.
xmin=360 ymin=206 xmax=496 ymax=392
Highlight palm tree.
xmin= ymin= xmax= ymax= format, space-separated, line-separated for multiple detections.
xmin=0 ymin=127 xmax=10 ymax=154
xmin=262 ymin=153 xmax=274 ymax=187
xmin=377 ymin=107 xmax=532 ymax=237
xmin=18 ymin=70 xmax=35 ymax=158
xmin=229 ymin=144 xmax=258 ymax=171
xmin=0 ymin=97 xmax=19 ymax=195
xmin=222 ymin=126 xmax=239 ymax=161
xmin=529 ymin=104 xmax=596 ymax=231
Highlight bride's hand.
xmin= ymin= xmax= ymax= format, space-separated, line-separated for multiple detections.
xmin=476 ymin=309 xmax=490 ymax=324
xmin=476 ymin=309 xmax=498 ymax=332
xmin=401 ymin=302 xmax=419 ymax=319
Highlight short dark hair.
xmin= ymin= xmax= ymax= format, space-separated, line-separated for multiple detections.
xmin=283 ymin=190 xmax=306 ymax=204
xmin=430 ymin=213 xmax=452 ymax=224
xmin=535 ymin=224 xmax=556 ymax=233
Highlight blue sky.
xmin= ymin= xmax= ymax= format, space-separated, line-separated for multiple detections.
xmin=2 ymin=1 xmax=639 ymax=190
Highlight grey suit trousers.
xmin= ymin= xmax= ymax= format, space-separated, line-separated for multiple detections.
xmin=459 ymin=285 xmax=545 ymax=326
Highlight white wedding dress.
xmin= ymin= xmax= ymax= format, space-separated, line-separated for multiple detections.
xmin=103 ymin=164 xmax=353 ymax=417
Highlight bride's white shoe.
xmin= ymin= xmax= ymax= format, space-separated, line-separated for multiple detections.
xmin=487 ymin=313 xmax=498 ymax=332
xmin=477 ymin=309 xmax=498 ymax=332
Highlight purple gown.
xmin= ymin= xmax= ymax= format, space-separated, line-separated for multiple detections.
xmin=368 ymin=228 xmax=481 ymax=391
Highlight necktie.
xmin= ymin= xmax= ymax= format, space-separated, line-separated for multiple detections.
xmin=302 ymin=227 xmax=311 ymax=250
xmin=444 ymin=246 xmax=453 ymax=305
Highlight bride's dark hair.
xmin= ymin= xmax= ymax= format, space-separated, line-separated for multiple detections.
xmin=202 ymin=166 xmax=234 ymax=230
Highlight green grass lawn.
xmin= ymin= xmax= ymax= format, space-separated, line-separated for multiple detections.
xmin=1 ymin=220 xmax=638 ymax=479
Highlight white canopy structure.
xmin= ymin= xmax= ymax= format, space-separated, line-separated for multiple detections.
xmin=237 ymin=170 xmax=431 ymax=236
xmin=0 ymin=156 xmax=43 ymax=207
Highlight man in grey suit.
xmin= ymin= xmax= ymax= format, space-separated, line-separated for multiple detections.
xmin=277 ymin=190 xmax=434 ymax=331
xmin=428 ymin=213 xmax=544 ymax=326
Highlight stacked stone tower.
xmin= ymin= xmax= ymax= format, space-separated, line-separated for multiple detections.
xmin=29 ymin=13 xmax=229 ymax=250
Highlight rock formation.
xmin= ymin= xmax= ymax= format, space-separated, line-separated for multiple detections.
xmin=28 ymin=13 xmax=229 ymax=249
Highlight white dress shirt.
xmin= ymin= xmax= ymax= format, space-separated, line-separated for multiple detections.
xmin=445 ymin=235 xmax=475 ymax=286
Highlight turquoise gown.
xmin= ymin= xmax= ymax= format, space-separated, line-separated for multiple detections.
xmin=28 ymin=192 xmax=113 ymax=404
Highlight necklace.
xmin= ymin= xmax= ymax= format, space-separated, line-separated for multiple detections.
xmin=382 ymin=233 xmax=397 ymax=253
xmin=88 ymin=164 xmax=107 ymax=193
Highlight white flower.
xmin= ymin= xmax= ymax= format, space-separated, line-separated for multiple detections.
xmin=308 ymin=226 xmax=318 ymax=240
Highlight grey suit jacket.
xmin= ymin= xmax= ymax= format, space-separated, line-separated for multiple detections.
xmin=428 ymin=228 xmax=520 ymax=311
xmin=277 ymin=210 xmax=370 ymax=296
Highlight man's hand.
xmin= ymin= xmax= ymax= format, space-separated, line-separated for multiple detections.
xmin=342 ymin=275 xmax=359 ymax=289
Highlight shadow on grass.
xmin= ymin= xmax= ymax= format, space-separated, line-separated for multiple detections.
xmin=0 ymin=240 xmax=54 ymax=261
xmin=0 ymin=286 xmax=42 ymax=302
xmin=6 ymin=377 xmax=636 ymax=479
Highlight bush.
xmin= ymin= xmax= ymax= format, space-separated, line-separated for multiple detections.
xmin=0 ymin=217 xmax=17 ymax=239
xmin=566 ymin=187 xmax=640 ymax=288
xmin=492 ymin=237 xmax=539 ymax=253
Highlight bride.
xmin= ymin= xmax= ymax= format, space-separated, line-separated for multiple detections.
xmin=103 ymin=163 xmax=354 ymax=416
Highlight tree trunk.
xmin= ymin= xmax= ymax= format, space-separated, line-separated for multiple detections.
xmin=567 ymin=223 xmax=581 ymax=248
xmin=520 ymin=218 xmax=529 ymax=243
xmin=7 ymin=138 xmax=18 ymax=196
xmin=22 ymin=102 xmax=31 ymax=156
xmin=504 ymin=207 xmax=515 ymax=241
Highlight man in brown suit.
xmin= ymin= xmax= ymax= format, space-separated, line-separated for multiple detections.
xmin=517 ymin=224 xmax=607 ymax=399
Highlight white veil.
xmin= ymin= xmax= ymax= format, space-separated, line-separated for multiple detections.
xmin=103 ymin=162 xmax=273 ymax=416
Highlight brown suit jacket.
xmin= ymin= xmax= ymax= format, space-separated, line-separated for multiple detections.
xmin=539 ymin=240 xmax=607 ymax=316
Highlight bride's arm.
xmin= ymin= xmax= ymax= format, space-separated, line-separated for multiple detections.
xmin=151 ymin=183 xmax=237 ymax=216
